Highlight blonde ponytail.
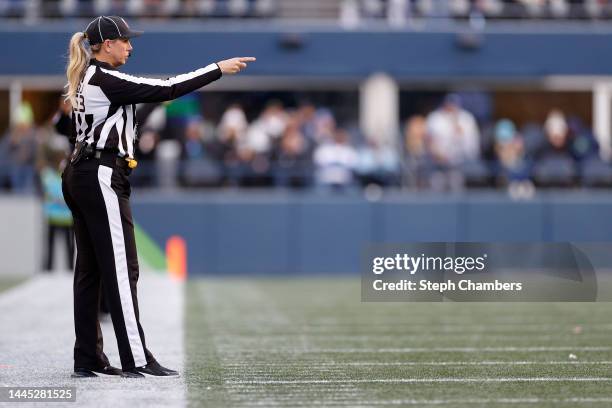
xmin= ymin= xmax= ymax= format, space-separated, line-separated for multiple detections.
xmin=64 ymin=32 xmax=90 ymax=109
xmin=64 ymin=32 xmax=91 ymax=108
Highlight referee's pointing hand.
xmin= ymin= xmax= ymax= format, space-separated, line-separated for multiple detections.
xmin=217 ymin=57 xmax=256 ymax=75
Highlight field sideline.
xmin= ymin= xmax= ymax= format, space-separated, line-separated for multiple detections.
xmin=0 ymin=274 xmax=185 ymax=407
xmin=186 ymin=278 xmax=612 ymax=407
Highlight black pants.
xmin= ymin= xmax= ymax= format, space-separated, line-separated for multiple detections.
xmin=44 ymin=224 xmax=75 ymax=271
xmin=62 ymin=156 xmax=155 ymax=371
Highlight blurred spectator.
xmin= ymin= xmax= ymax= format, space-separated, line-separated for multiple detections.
xmin=567 ymin=115 xmax=599 ymax=163
xmin=362 ymin=0 xmax=385 ymax=19
xmin=127 ymin=0 xmax=171 ymax=18
xmin=401 ymin=115 xmax=435 ymax=189
xmin=387 ymin=0 xmax=411 ymax=27
xmin=517 ymin=0 xmax=570 ymax=18
xmin=0 ymin=102 xmax=38 ymax=193
xmin=254 ymin=0 xmax=277 ymax=17
xmin=59 ymin=0 xmax=97 ymax=17
xmin=180 ymin=117 xmax=222 ymax=187
xmin=131 ymin=128 xmax=160 ymax=186
xmin=340 ymin=0 xmax=361 ymax=27
xmin=313 ymin=108 xmax=337 ymax=144
xmin=426 ymin=93 xmax=481 ymax=191
xmin=296 ymin=102 xmax=317 ymax=141
xmin=163 ymin=93 xmax=201 ymax=140
xmin=130 ymin=102 xmax=167 ymax=186
xmin=227 ymin=0 xmax=250 ymax=16
xmin=473 ymin=0 xmax=504 ymax=18
xmin=214 ymin=104 xmax=248 ymax=185
xmin=275 ymin=119 xmax=313 ymax=188
xmin=521 ymin=121 xmax=547 ymax=157
xmin=355 ymin=137 xmax=401 ymax=187
xmin=1 ymin=0 xmax=27 ymax=18
xmin=240 ymin=100 xmax=287 ymax=158
xmin=314 ymin=128 xmax=358 ymax=190
xmin=416 ymin=0 xmax=453 ymax=17
xmin=585 ymin=0 xmax=610 ymax=19
xmin=536 ymin=109 xmax=573 ymax=161
xmin=103 ymin=0 xmax=130 ymax=15
xmin=37 ymin=132 xmax=73 ymax=271
xmin=52 ymin=97 xmax=73 ymax=141
xmin=492 ymin=118 xmax=534 ymax=198
xmin=215 ymin=103 xmax=248 ymax=162
xmin=138 ymin=129 xmax=160 ymax=160
xmin=533 ymin=109 xmax=578 ymax=187
xmin=182 ymin=0 xmax=202 ymax=16
xmin=427 ymin=94 xmax=480 ymax=165
xmin=137 ymin=102 xmax=167 ymax=134
xmin=182 ymin=117 xmax=207 ymax=160
xmin=235 ymin=101 xmax=288 ymax=186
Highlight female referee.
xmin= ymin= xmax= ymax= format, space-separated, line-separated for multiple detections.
xmin=62 ymin=15 xmax=254 ymax=378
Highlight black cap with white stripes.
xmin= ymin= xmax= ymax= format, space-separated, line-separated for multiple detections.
xmin=84 ymin=16 xmax=143 ymax=45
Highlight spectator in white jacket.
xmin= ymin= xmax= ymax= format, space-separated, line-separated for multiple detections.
xmin=314 ymin=128 xmax=358 ymax=189
xmin=426 ymin=94 xmax=481 ymax=191
xmin=426 ymin=93 xmax=480 ymax=167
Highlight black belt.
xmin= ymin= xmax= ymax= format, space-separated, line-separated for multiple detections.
xmin=71 ymin=142 xmax=137 ymax=172
xmin=94 ymin=150 xmax=134 ymax=172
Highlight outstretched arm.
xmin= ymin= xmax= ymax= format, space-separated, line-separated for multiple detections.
xmin=94 ymin=57 xmax=256 ymax=105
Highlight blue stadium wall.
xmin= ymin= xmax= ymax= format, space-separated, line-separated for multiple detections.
xmin=3 ymin=24 xmax=612 ymax=77
xmin=131 ymin=192 xmax=612 ymax=275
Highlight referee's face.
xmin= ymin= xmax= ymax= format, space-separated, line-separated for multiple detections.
xmin=105 ymin=38 xmax=133 ymax=68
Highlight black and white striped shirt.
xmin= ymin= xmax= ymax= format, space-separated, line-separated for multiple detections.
xmin=71 ymin=58 xmax=222 ymax=158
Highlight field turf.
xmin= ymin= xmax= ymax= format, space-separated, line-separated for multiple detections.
xmin=186 ymin=278 xmax=612 ymax=407
xmin=0 ymin=276 xmax=26 ymax=294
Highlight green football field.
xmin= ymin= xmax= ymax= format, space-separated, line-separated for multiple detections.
xmin=185 ymin=278 xmax=612 ymax=407
xmin=0 ymin=276 xmax=26 ymax=294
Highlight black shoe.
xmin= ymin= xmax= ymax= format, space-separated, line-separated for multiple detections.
xmin=136 ymin=361 xmax=179 ymax=377
xmin=92 ymin=365 xmax=122 ymax=376
xmin=121 ymin=368 xmax=145 ymax=378
xmin=71 ymin=368 xmax=98 ymax=378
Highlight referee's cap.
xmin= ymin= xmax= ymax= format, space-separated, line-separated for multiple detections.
xmin=84 ymin=16 xmax=143 ymax=45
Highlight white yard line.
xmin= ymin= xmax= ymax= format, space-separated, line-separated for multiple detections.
xmin=267 ymin=346 xmax=612 ymax=353
xmin=402 ymin=398 xmax=612 ymax=405
xmin=0 ymin=273 xmax=185 ymax=408
xmin=227 ymin=361 xmax=612 ymax=367
xmin=234 ymin=397 xmax=612 ymax=406
xmin=329 ymin=360 xmax=612 ymax=366
xmin=226 ymin=377 xmax=612 ymax=385
xmin=378 ymin=398 xmax=612 ymax=405
xmin=293 ymin=323 xmax=612 ymax=331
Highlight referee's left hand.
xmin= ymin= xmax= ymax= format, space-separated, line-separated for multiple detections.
xmin=217 ymin=57 xmax=256 ymax=75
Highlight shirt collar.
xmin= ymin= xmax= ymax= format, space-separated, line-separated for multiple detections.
xmin=90 ymin=58 xmax=117 ymax=71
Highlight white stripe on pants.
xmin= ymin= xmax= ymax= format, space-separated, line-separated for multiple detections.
xmin=97 ymin=165 xmax=147 ymax=367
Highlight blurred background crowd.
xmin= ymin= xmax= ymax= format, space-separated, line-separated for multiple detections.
xmin=1 ymin=91 xmax=610 ymax=199
xmin=3 ymin=0 xmax=612 ymax=200
xmin=4 ymin=0 xmax=612 ymax=21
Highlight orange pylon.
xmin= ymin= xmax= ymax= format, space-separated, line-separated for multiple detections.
xmin=166 ymin=236 xmax=187 ymax=281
